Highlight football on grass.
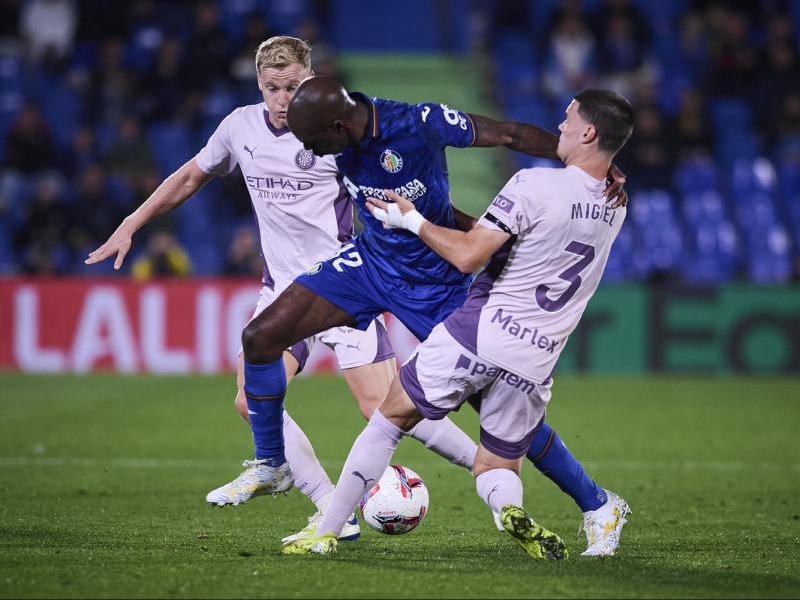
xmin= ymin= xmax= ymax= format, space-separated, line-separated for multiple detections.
xmin=359 ymin=465 xmax=429 ymax=535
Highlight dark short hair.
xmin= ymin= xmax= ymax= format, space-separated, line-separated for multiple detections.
xmin=573 ymin=89 xmax=634 ymax=155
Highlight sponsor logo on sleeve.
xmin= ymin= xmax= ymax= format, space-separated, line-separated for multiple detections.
xmin=380 ymin=149 xmax=403 ymax=174
xmin=305 ymin=262 xmax=323 ymax=275
xmin=295 ymin=149 xmax=316 ymax=170
xmin=491 ymin=194 xmax=515 ymax=214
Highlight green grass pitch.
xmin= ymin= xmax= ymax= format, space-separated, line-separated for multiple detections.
xmin=1 ymin=373 xmax=798 ymax=599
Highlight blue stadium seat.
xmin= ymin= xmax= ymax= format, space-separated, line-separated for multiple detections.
xmin=674 ymin=158 xmax=718 ymax=195
xmin=778 ymin=160 xmax=800 ymax=202
xmin=681 ymin=189 xmax=726 ymax=223
xmin=745 ymin=225 xmax=793 ymax=284
xmin=148 ymin=121 xmax=192 ymax=176
xmin=784 ymin=193 xmax=800 ymax=248
xmin=716 ymin=131 xmax=760 ymax=166
xmin=730 ymin=157 xmax=778 ymax=198
xmin=733 ymin=191 xmax=778 ymax=233
xmin=710 ymin=98 xmax=753 ymax=134
xmin=629 ymin=190 xmax=684 ymax=279
xmin=681 ymin=224 xmax=740 ymax=283
xmin=603 ymin=223 xmax=635 ymax=282
xmin=37 ymin=81 xmax=80 ymax=152
xmin=633 ymin=0 xmax=687 ymax=32
xmin=0 ymin=53 xmax=22 ymax=94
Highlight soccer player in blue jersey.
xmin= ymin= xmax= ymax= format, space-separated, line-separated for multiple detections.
xmin=242 ymin=77 xmax=627 ymax=550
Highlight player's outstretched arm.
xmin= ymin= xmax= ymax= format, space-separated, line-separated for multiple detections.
xmin=468 ymin=114 xmax=628 ymax=207
xmin=367 ymin=191 xmax=509 ymax=274
xmin=469 ymin=113 xmax=559 ymax=159
xmin=84 ymin=159 xmax=214 ymax=269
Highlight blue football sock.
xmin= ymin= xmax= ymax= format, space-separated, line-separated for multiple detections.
xmin=244 ymin=359 xmax=287 ymax=466
xmin=527 ymin=422 xmax=607 ymax=512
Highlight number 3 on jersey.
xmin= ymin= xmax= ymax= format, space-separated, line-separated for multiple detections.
xmin=331 ymin=242 xmax=363 ymax=272
xmin=535 ymin=241 xmax=595 ymax=312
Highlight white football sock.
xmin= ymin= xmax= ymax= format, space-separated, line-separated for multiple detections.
xmin=475 ymin=468 xmax=523 ymax=514
xmin=407 ymin=417 xmax=477 ymax=470
xmin=315 ymin=410 xmax=404 ymax=537
xmin=283 ymin=411 xmax=335 ymax=511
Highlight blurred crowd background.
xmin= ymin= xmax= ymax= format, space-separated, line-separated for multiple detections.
xmin=1 ymin=0 xmax=799 ymax=284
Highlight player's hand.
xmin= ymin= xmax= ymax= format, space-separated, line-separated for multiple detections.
xmin=604 ymin=164 xmax=628 ymax=209
xmin=84 ymin=222 xmax=135 ymax=270
xmin=366 ymin=190 xmax=427 ymax=235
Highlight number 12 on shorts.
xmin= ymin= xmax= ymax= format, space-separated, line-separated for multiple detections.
xmin=331 ymin=243 xmax=363 ymax=272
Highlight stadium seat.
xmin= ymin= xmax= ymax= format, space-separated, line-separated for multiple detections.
xmin=716 ymin=130 xmax=760 ymax=166
xmin=745 ymin=224 xmax=793 ymax=284
xmin=681 ymin=218 xmax=741 ymax=284
xmin=733 ymin=191 xmax=778 ymax=233
xmin=674 ymin=158 xmax=719 ymax=195
xmin=147 ymin=121 xmax=193 ymax=177
xmin=710 ymin=98 xmax=753 ymax=134
xmin=629 ymin=190 xmax=684 ymax=279
xmin=730 ymin=157 xmax=778 ymax=197
xmin=603 ymin=224 xmax=635 ymax=282
xmin=36 ymin=80 xmax=80 ymax=153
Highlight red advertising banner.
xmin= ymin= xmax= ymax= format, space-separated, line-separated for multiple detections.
xmin=0 ymin=278 xmax=419 ymax=374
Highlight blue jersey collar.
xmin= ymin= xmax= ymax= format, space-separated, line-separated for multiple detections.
xmin=349 ymin=92 xmax=381 ymax=143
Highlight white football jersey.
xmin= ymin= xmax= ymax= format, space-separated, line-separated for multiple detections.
xmin=195 ymin=104 xmax=352 ymax=293
xmin=446 ymin=165 xmax=625 ymax=383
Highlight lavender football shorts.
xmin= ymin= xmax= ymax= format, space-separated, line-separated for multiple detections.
xmin=399 ymin=322 xmax=551 ymax=459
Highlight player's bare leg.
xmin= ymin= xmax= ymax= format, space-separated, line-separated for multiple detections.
xmin=343 ymin=358 xmax=396 ymax=420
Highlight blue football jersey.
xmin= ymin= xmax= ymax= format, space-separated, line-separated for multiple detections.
xmin=336 ymin=93 xmax=477 ymax=286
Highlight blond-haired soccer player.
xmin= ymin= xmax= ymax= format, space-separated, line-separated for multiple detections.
xmin=86 ymin=36 xmax=478 ymax=543
xmin=283 ymin=89 xmax=634 ymax=559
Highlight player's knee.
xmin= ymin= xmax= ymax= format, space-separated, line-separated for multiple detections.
xmin=472 ymin=447 xmax=522 ymax=478
xmin=241 ymin=320 xmax=279 ymax=363
xmin=356 ymin=395 xmax=382 ymax=420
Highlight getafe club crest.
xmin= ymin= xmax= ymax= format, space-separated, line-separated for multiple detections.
xmin=380 ymin=149 xmax=403 ymax=174
xmin=295 ymin=149 xmax=316 ymax=170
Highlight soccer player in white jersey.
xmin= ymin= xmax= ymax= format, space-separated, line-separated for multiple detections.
xmin=85 ymin=36 xmax=478 ymax=542
xmin=283 ymin=89 xmax=634 ymax=559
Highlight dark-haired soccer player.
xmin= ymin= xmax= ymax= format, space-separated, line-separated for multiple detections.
xmin=241 ymin=76 xmax=629 ymax=551
xmin=284 ymin=89 xmax=634 ymax=559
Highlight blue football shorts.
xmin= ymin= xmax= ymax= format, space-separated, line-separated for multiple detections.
xmin=295 ymin=239 xmax=469 ymax=342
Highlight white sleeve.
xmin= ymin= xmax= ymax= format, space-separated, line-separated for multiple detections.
xmin=477 ymin=170 xmax=535 ymax=236
xmin=194 ymin=111 xmax=239 ymax=176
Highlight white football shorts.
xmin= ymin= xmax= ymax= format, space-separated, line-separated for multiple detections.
xmin=399 ymin=322 xmax=551 ymax=459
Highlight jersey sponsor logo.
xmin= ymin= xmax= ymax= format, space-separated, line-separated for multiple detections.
xmin=380 ymin=149 xmax=403 ymax=174
xmin=491 ymin=194 xmax=515 ymax=214
xmin=245 ymin=175 xmax=314 ymax=200
xmin=294 ymin=149 xmax=316 ymax=170
xmin=453 ymin=352 xmax=536 ymax=394
xmin=342 ymin=176 xmax=428 ymax=203
xmin=305 ymin=262 xmax=323 ymax=275
xmin=491 ymin=308 xmax=562 ymax=354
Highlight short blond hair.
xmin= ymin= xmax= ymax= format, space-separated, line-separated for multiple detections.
xmin=255 ymin=36 xmax=311 ymax=73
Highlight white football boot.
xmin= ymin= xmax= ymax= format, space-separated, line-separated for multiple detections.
xmin=580 ymin=489 xmax=631 ymax=556
xmin=281 ymin=511 xmax=360 ymax=545
xmin=206 ymin=459 xmax=293 ymax=506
